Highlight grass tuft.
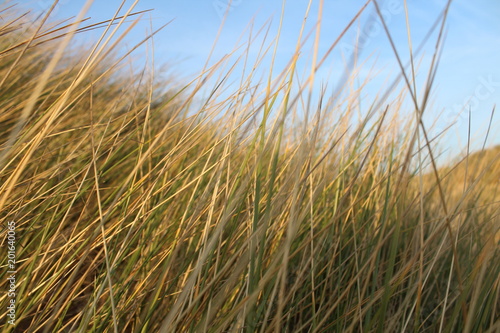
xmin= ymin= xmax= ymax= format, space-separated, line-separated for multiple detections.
xmin=0 ymin=2 xmax=498 ymax=332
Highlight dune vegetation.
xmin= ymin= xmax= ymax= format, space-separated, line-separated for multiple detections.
xmin=0 ymin=1 xmax=498 ymax=332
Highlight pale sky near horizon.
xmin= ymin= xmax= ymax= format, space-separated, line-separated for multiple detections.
xmin=13 ymin=0 xmax=500 ymax=160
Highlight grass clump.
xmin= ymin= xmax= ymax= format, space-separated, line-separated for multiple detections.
xmin=0 ymin=1 xmax=498 ymax=332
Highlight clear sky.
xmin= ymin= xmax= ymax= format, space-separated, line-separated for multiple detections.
xmin=18 ymin=0 xmax=500 ymax=159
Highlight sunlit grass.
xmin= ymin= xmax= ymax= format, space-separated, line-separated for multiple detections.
xmin=0 ymin=1 xmax=498 ymax=332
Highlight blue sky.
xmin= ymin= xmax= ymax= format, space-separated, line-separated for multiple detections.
xmin=19 ymin=0 xmax=500 ymax=159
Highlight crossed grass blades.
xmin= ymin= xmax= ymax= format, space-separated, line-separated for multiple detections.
xmin=0 ymin=1 xmax=498 ymax=332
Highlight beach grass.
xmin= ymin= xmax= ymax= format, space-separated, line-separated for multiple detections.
xmin=0 ymin=2 xmax=498 ymax=332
